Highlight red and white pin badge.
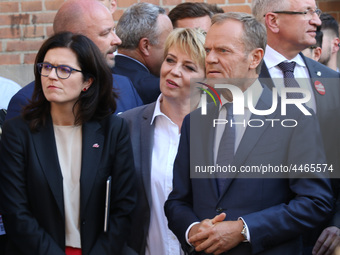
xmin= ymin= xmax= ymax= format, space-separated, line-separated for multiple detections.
xmin=92 ymin=143 xmax=100 ymax=148
xmin=314 ymin=81 xmax=325 ymax=95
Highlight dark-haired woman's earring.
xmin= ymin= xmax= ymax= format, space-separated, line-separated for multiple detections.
xmin=83 ymin=88 xmax=87 ymax=92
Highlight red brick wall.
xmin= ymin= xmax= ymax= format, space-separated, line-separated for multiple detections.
xmin=0 ymin=0 xmax=339 ymax=85
xmin=0 ymin=0 xmax=64 ymax=66
xmin=319 ymin=0 xmax=340 ymax=20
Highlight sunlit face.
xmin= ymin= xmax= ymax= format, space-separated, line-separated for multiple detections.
xmin=41 ymin=48 xmax=91 ymax=108
xmin=160 ymin=44 xmax=205 ymax=101
xmin=205 ymin=19 xmax=253 ymax=81
xmin=84 ymin=5 xmax=121 ymax=68
xmin=319 ymin=29 xmax=333 ymax=65
xmin=147 ymin=14 xmax=173 ymax=77
xmin=176 ymin=15 xmax=212 ymax=32
xmin=276 ymin=0 xmax=321 ymax=52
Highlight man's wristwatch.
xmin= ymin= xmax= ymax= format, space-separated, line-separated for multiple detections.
xmin=241 ymin=223 xmax=248 ymax=241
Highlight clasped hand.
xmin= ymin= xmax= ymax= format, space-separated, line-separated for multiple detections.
xmin=312 ymin=226 xmax=340 ymax=255
xmin=188 ymin=213 xmax=244 ymax=255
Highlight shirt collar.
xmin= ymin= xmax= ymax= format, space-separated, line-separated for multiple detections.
xmin=116 ymin=53 xmax=150 ymax=73
xmin=151 ymin=94 xmax=167 ymax=125
xmin=264 ymin=45 xmax=306 ymax=69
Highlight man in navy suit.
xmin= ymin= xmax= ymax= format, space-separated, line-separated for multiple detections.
xmin=252 ymin=0 xmax=340 ymax=253
xmin=5 ymin=0 xmax=142 ymax=120
xmin=113 ymin=3 xmax=173 ymax=104
xmin=164 ymin=12 xmax=333 ymax=255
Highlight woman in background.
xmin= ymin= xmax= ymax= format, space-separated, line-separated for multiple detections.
xmin=0 ymin=32 xmax=136 ymax=255
xmin=121 ymin=28 xmax=206 ymax=255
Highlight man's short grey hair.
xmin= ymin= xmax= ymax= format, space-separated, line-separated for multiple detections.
xmin=251 ymin=0 xmax=290 ymax=23
xmin=212 ymin=12 xmax=267 ymax=74
xmin=116 ymin=3 xmax=166 ymax=49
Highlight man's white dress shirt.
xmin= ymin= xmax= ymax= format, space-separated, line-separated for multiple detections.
xmin=264 ymin=45 xmax=316 ymax=112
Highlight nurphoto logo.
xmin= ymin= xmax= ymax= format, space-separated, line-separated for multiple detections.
xmin=200 ymin=83 xmax=312 ymax=116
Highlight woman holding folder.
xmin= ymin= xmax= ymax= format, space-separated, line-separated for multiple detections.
xmin=0 ymin=32 xmax=136 ymax=255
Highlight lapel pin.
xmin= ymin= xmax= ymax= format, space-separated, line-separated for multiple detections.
xmin=314 ymin=81 xmax=325 ymax=95
xmin=92 ymin=143 xmax=100 ymax=148
xmin=316 ymin=71 xmax=321 ymax=76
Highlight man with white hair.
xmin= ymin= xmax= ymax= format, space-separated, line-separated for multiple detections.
xmin=252 ymin=0 xmax=340 ymax=253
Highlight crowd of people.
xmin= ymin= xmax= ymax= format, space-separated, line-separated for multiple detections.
xmin=0 ymin=0 xmax=340 ymax=254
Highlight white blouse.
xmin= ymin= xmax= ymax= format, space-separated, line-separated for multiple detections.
xmin=54 ymin=124 xmax=82 ymax=248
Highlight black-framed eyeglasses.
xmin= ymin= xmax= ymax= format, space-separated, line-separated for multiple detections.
xmin=264 ymin=9 xmax=322 ymax=18
xmin=37 ymin=62 xmax=82 ymax=79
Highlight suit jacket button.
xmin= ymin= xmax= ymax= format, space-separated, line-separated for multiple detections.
xmin=82 ymin=220 xmax=86 ymax=225
xmin=216 ymin=207 xmax=223 ymax=213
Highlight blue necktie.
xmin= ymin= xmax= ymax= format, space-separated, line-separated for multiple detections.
xmin=277 ymin=61 xmax=303 ymax=99
xmin=216 ymin=103 xmax=235 ymax=195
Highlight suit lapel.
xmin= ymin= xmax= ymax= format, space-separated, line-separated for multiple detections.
xmin=301 ymin=54 xmax=323 ymax=113
xmin=140 ymin=103 xmax=156 ymax=208
xmin=80 ymin=120 xmax=104 ymax=213
xmin=32 ymin=117 xmax=64 ymax=217
xmin=300 ymin=53 xmax=319 ymax=79
xmin=218 ymin=86 xmax=279 ymax=198
xmin=259 ymin=62 xmax=275 ymax=90
xmin=203 ymin=104 xmax=222 ymax=198
xmin=262 ymin=54 xmax=325 ymax=115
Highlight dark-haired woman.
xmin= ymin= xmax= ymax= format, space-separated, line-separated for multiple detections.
xmin=0 ymin=32 xmax=136 ymax=255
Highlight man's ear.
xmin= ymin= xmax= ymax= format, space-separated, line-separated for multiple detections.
xmin=249 ymin=48 xmax=264 ymax=71
xmin=265 ymin=13 xmax=280 ymax=33
xmin=332 ymin=37 xmax=340 ymax=53
xmin=138 ymin=38 xmax=151 ymax=57
xmin=111 ymin=0 xmax=117 ymax=13
xmin=313 ymin=47 xmax=322 ymax=62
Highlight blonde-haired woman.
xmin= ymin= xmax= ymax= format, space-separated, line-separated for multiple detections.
xmin=121 ymin=28 xmax=206 ymax=255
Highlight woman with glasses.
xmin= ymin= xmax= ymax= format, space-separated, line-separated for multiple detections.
xmin=0 ymin=32 xmax=136 ymax=255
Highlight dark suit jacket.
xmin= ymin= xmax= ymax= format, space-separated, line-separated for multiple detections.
xmin=260 ymin=55 xmax=340 ymax=238
xmin=112 ymin=55 xmax=161 ymax=104
xmin=164 ymin=85 xmax=333 ymax=255
xmin=259 ymin=55 xmax=340 ymax=180
xmin=5 ymin=74 xmax=143 ymax=120
xmin=120 ymin=103 xmax=156 ymax=255
xmin=0 ymin=114 xmax=137 ymax=255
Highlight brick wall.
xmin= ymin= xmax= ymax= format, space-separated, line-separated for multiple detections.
xmin=0 ymin=0 xmax=339 ymax=86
